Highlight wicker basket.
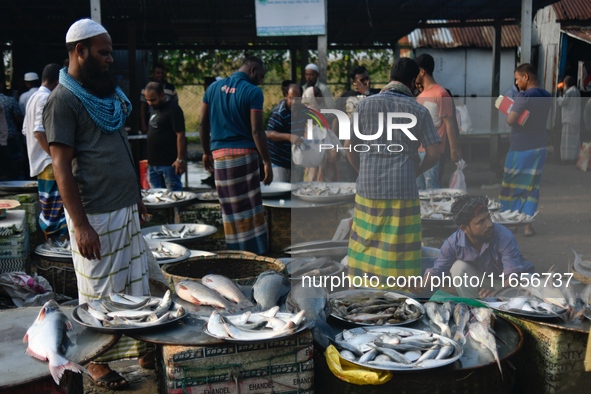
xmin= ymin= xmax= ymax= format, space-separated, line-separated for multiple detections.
xmin=569 ymin=263 xmax=591 ymax=285
xmin=161 ymin=252 xmax=286 ymax=289
xmin=35 ymin=257 xmax=78 ymax=298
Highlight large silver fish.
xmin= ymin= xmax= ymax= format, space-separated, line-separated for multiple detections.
xmin=468 ymin=321 xmax=502 ymax=375
xmin=175 ymin=280 xmax=237 ymax=311
xmin=252 ymin=270 xmax=291 ymax=310
xmin=424 ymin=301 xmax=451 ymax=338
xmin=453 ymin=303 xmax=470 ymax=345
xmin=23 ymin=300 xmax=87 ymax=384
xmin=202 ymin=274 xmax=254 ymax=309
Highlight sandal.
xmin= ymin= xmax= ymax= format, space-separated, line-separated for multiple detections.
xmin=139 ymin=348 xmax=156 ymax=370
xmin=92 ymin=370 xmax=130 ymax=390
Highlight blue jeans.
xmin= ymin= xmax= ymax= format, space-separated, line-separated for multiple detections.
xmin=416 ymin=152 xmax=440 ymax=190
xmin=148 ymin=165 xmax=182 ymax=191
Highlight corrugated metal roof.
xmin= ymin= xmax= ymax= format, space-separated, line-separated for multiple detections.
xmin=406 ymin=25 xmax=521 ymax=49
xmin=562 ymin=27 xmax=591 ymax=44
xmin=552 ymin=0 xmax=591 ymax=21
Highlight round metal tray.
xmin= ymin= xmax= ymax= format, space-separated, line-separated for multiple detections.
xmin=260 ymin=182 xmax=293 ymax=198
xmin=142 ymin=189 xmax=199 ymax=209
xmin=292 ymin=182 xmax=356 ymax=203
xmin=71 ymin=299 xmax=187 ymax=333
xmin=0 ymin=180 xmax=38 ymax=193
xmin=419 ymin=188 xmax=466 ymax=201
xmin=335 ymin=326 xmax=463 ymax=371
xmin=141 ymin=223 xmax=217 ymax=245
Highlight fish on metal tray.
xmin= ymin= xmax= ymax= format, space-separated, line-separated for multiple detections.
xmin=424 ymin=301 xmax=451 ymax=338
xmin=252 ymin=270 xmax=291 ymax=311
xmin=468 ymin=321 xmax=501 ymax=376
xmin=175 ymin=280 xmax=238 ymax=312
xmin=202 ymin=274 xmax=254 ymax=309
xmin=453 ymin=303 xmax=470 ymax=345
xmin=23 ymin=300 xmax=88 ymax=384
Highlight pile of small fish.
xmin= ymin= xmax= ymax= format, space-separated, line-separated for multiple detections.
xmin=420 ymin=200 xmax=455 ymax=220
xmin=175 ymin=274 xmax=254 ymax=312
xmin=196 ymin=191 xmax=219 ymax=201
xmin=330 ymin=292 xmax=425 ymax=325
xmin=419 ymin=189 xmax=465 ymax=200
xmin=75 ymin=290 xmax=184 ymax=329
xmin=24 ymin=300 xmax=88 ymax=385
xmin=335 ymin=326 xmax=460 ymax=370
xmin=490 ymin=209 xmax=537 ymax=224
xmin=294 ymin=182 xmax=355 ymax=197
xmin=149 ymin=243 xmax=183 ymax=260
xmin=146 ymin=224 xmax=197 ymax=239
xmin=142 ymin=190 xmax=192 ymax=204
xmin=484 ymin=296 xmax=567 ymax=317
xmin=206 ymin=307 xmax=307 ymax=341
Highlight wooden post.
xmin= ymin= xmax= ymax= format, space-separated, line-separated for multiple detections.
xmin=521 ymin=0 xmax=532 ymax=64
xmin=490 ymin=20 xmax=502 ymax=171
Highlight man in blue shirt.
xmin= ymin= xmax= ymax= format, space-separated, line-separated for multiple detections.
xmin=199 ymin=56 xmax=272 ymax=254
xmin=266 ymin=83 xmax=305 ymax=182
xmin=423 ymin=195 xmax=534 ymax=298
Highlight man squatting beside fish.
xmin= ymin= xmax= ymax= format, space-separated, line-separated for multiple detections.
xmin=417 ymin=195 xmax=534 ymax=298
xmin=44 ymin=19 xmax=151 ymax=389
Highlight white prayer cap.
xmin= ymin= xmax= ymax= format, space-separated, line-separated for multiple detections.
xmin=24 ymin=72 xmax=39 ymax=81
xmin=65 ymin=18 xmax=108 ymax=43
xmin=305 ymin=64 xmax=319 ymax=73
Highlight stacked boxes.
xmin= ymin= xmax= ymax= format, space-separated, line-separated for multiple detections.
xmin=0 ymin=210 xmax=29 ymax=273
xmin=503 ymin=314 xmax=591 ymax=394
xmin=159 ymin=329 xmax=314 ymax=394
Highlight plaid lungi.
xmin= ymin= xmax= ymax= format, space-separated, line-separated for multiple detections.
xmin=214 ymin=152 xmax=268 ymax=255
xmin=348 ymin=196 xmax=422 ymax=288
xmin=499 ymin=148 xmax=546 ymax=216
xmin=37 ymin=164 xmax=67 ymax=238
xmin=66 ymin=204 xmax=150 ymax=362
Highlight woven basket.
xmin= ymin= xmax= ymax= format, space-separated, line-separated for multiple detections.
xmin=35 ymin=257 xmax=78 ymax=298
xmin=569 ymin=263 xmax=591 ymax=285
xmin=161 ymin=252 xmax=286 ymax=289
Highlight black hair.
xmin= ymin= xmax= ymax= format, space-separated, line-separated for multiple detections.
xmin=281 ymin=79 xmax=295 ymax=96
xmin=144 ymin=81 xmax=164 ymax=95
xmin=390 ymin=58 xmax=420 ymax=87
xmin=415 ymin=54 xmax=435 ymax=76
xmin=42 ymin=64 xmax=61 ymax=84
xmin=515 ymin=63 xmax=537 ymax=80
xmin=349 ymin=66 xmax=368 ymax=80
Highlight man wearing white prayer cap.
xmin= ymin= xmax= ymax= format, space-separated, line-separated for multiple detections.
xmin=19 ymin=72 xmax=40 ymax=114
xmin=43 ymin=18 xmax=152 ymax=389
xmin=302 ymin=63 xmax=335 ymax=109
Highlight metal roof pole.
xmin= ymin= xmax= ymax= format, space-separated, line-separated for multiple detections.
xmin=317 ymin=0 xmax=328 ymax=85
xmin=521 ymin=0 xmax=532 ymax=64
xmin=90 ymin=0 xmax=101 ymax=24
xmin=490 ymin=20 xmax=503 ymax=172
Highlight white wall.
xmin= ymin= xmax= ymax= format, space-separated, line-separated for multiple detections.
xmin=416 ymin=48 xmax=517 ymax=133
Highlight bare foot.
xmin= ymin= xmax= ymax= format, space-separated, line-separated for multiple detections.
xmin=523 ymin=223 xmax=535 ymax=236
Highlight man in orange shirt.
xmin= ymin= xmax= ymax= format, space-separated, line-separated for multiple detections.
xmin=415 ymin=54 xmax=461 ymax=189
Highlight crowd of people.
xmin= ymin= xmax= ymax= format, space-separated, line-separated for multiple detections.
xmin=2 ymin=16 xmax=589 ymax=389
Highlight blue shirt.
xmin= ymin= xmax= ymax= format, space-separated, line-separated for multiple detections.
xmin=353 ymin=90 xmax=441 ymax=200
xmin=510 ymin=87 xmax=551 ymax=151
xmin=202 ymin=71 xmax=263 ymax=151
xmin=425 ymin=223 xmax=534 ymax=277
xmin=0 ymin=94 xmax=22 ymax=136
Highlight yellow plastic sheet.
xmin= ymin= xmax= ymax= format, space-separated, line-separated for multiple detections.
xmin=325 ymin=345 xmax=393 ymax=385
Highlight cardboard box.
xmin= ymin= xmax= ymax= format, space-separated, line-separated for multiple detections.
xmin=159 ymin=330 xmax=314 ymax=394
xmin=503 ymin=314 xmax=591 ymax=394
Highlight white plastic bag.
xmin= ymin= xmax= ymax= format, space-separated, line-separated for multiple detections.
xmin=455 ymin=105 xmax=473 ymax=134
xmin=449 ymin=159 xmax=467 ymax=191
xmin=292 ymin=125 xmax=328 ymax=167
xmin=577 ymin=142 xmax=591 ymax=172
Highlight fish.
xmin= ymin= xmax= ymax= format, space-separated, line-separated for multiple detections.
xmin=202 ymin=274 xmax=254 ymax=309
xmin=453 ymin=303 xmax=470 ymax=345
xmin=152 ymin=290 xmax=173 ymax=317
xmin=252 ymin=271 xmax=291 ymax=310
xmin=286 ymin=279 xmax=334 ymax=348
xmin=106 ymin=310 xmax=155 ymax=319
xmin=221 ymin=316 xmax=295 ymax=341
xmin=339 ymin=349 xmax=357 ymax=361
xmin=207 ymin=310 xmax=230 ymax=338
xmin=468 ymin=321 xmax=502 ymax=375
xmin=23 ymin=300 xmax=88 ymax=385
xmin=367 ymin=343 xmax=411 ymax=364
xmin=175 ymin=280 xmax=237 ymax=311
xmin=424 ymin=302 xmax=451 ymax=338
xmin=76 ymin=308 xmax=103 ymax=327
xmin=471 ymin=307 xmax=494 ymax=329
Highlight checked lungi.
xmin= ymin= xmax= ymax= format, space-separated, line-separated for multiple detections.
xmin=499 ymin=148 xmax=546 ymax=216
xmin=348 ymin=196 xmax=422 ymax=289
xmin=66 ymin=204 xmax=150 ymax=362
xmin=214 ymin=151 xmax=268 ymax=255
xmin=37 ymin=164 xmax=67 ymax=239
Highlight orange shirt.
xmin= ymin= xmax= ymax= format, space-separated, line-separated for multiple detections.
xmin=417 ymin=84 xmax=453 ymax=153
